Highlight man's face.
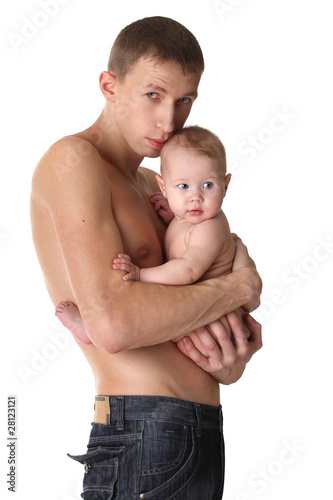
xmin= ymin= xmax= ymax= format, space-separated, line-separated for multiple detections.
xmin=158 ymin=148 xmax=230 ymax=224
xmin=112 ymin=57 xmax=201 ymax=158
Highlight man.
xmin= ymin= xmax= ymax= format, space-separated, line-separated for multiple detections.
xmin=30 ymin=16 xmax=262 ymax=499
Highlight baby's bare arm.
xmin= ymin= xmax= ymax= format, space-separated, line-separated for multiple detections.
xmin=123 ymin=215 xmax=231 ymax=285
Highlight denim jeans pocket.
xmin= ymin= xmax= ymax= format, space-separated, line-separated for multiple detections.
xmin=68 ymin=446 xmax=124 ymax=500
xmin=139 ymin=421 xmax=199 ymax=499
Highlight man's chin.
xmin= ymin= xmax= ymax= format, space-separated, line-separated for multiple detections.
xmin=144 ymin=149 xmax=162 ymax=159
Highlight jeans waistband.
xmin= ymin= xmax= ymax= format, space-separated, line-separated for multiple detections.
xmin=94 ymin=395 xmax=222 ymax=433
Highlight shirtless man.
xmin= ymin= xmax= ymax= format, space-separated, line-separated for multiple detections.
xmin=30 ymin=16 xmax=262 ymax=500
xmin=55 ymin=125 xmax=236 ymax=346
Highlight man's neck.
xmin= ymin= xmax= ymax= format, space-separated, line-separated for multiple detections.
xmin=76 ymin=106 xmax=144 ymax=179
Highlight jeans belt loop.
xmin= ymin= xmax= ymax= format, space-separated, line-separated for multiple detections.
xmin=218 ymin=405 xmax=223 ymax=433
xmin=116 ymin=396 xmax=125 ymax=431
xmin=194 ymin=403 xmax=202 ymax=438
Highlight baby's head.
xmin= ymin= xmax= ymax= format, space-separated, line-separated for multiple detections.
xmin=157 ymin=126 xmax=231 ymax=223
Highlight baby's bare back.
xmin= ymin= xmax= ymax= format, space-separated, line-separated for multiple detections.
xmin=199 ymin=234 xmax=235 ymax=281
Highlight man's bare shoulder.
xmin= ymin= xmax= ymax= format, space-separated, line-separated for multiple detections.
xmin=31 ymin=136 xmax=109 ymax=202
xmin=33 ymin=135 xmax=103 ymax=179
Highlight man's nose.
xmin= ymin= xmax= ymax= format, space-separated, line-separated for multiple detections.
xmin=157 ymin=104 xmax=175 ymax=134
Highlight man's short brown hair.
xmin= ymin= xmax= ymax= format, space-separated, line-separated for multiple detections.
xmin=161 ymin=126 xmax=227 ymax=174
xmin=108 ymin=16 xmax=204 ymax=81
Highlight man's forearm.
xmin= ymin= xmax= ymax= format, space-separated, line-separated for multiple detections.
xmin=81 ymin=265 xmax=260 ymax=353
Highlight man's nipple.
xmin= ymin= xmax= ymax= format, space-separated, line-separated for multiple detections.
xmin=137 ymin=246 xmax=150 ymax=260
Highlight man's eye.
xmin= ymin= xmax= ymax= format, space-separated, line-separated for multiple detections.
xmin=178 ymin=97 xmax=190 ymax=104
xmin=177 ymin=183 xmax=189 ymax=190
xmin=147 ymin=92 xmax=158 ymax=99
xmin=203 ymin=182 xmax=213 ymax=189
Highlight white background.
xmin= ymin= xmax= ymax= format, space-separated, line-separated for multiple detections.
xmin=1 ymin=0 xmax=332 ymax=498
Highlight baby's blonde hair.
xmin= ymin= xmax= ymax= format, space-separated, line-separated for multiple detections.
xmin=161 ymin=126 xmax=226 ymax=175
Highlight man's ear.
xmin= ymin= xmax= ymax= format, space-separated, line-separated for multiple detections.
xmin=99 ymin=71 xmax=117 ymax=102
xmin=224 ymin=173 xmax=231 ymax=194
xmin=155 ymin=174 xmax=167 ymax=197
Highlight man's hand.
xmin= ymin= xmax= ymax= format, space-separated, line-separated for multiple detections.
xmin=177 ymin=308 xmax=262 ymax=385
xmin=150 ymin=192 xmax=174 ymax=225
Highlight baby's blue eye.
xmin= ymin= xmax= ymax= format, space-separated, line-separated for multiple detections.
xmin=178 ymin=183 xmax=189 ymax=190
xmin=203 ymin=182 xmax=213 ymax=189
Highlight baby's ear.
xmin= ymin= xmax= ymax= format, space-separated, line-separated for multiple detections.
xmin=155 ymin=174 xmax=167 ymax=197
xmin=224 ymin=173 xmax=232 ymax=193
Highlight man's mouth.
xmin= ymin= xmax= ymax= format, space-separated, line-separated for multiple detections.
xmin=147 ymin=138 xmax=167 ymax=149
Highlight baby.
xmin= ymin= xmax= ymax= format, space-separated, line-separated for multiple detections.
xmin=56 ymin=125 xmax=235 ymax=343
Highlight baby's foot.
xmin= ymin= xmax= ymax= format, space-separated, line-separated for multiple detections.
xmin=55 ymin=301 xmax=92 ymax=345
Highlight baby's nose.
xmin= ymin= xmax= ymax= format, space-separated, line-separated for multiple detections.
xmin=190 ymin=190 xmax=203 ymax=202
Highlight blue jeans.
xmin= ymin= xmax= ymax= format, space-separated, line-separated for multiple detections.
xmin=68 ymin=396 xmax=225 ymax=499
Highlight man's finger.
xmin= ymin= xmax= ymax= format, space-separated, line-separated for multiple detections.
xmin=177 ymin=337 xmax=211 ymax=371
xmin=244 ymin=314 xmax=263 ymax=353
xmin=225 ymin=311 xmax=252 ymax=359
xmin=226 ymin=310 xmax=251 ymax=339
xmin=187 ymin=331 xmax=210 ymax=357
xmin=185 ymin=328 xmax=230 ymax=372
xmin=207 ymin=320 xmax=238 ymax=366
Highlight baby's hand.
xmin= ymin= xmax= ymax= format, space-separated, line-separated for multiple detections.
xmin=112 ymin=253 xmax=140 ymax=281
xmin=150 ymin=192 xmax=174 ymax=225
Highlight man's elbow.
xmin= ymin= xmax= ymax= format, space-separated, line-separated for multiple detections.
xmin=85 ymin=314 xmax=134 ymax=354
xmin=254 ymin=272 xmax=263 ymax=299
xmin=246 ymin=271 xmax=263 ymax=312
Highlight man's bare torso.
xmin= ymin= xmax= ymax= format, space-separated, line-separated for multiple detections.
xmin=30 ymin=135 xmax=220 ymax=406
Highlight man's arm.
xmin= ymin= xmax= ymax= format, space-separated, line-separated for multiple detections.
xmin=32 ymin=137 xmax=261 ymax=353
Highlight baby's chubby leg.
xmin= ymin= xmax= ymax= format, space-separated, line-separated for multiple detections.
xmin=55 ymin=302 xmax=92 ymax=345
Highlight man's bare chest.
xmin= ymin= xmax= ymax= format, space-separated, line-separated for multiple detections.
xmin=111 ymin=183 xmax=166 ymax=268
